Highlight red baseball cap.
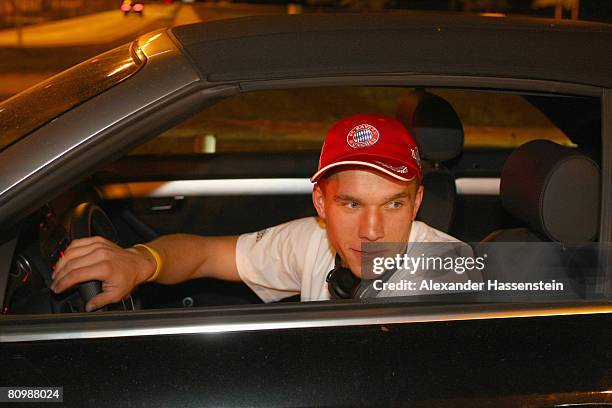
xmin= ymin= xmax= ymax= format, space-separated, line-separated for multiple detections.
xmin=311 ymin=114 xmax=422 ymax=184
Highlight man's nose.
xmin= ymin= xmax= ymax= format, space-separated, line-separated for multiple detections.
xmin=358 ymin=209 xmax=384 ymax=241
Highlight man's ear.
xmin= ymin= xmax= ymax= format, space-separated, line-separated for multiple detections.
xmin=412 ymin=184 xmax=424 ymax=220
xmin=312 ymin=183 xmax=327 ymax=220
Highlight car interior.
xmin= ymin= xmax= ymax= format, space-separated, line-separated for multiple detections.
xmin=1 ymin=86 xmax=605 ymax=314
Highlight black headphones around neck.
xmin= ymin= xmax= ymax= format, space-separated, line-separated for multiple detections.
xmin=326 ymin=254 xmax=361 ymax=299
xmin=326 ymin=251 xmax=402 ymax=299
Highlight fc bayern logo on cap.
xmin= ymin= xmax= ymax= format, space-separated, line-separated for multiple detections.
xmin=347 ymin=124 xmax=380 ymax=149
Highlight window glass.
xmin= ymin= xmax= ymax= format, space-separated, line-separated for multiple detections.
xmin=433 ymin=89 xmax=573 ymax=148
xmin=130 ymin=87 xmax=572 ymax=155
xmin=5 ymin=86 xmax=601 ymax=320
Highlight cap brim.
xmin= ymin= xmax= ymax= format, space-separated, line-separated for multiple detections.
xmin=310 ymin=158 xmax=419 ymax=183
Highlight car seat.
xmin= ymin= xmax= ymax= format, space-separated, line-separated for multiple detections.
xmin=482 ymin=139 xmax=600 ymax=243
xmin=396 ymin=90 xmax=464 ymax=233
xmin=478 ymin=140 xmax=601 ymax=299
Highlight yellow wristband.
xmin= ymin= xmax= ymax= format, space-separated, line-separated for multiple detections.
xmin=134 ymin=244 xmax=162 ymax=282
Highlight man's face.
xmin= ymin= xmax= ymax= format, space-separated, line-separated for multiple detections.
xmin=312 ymin=167 xmax=423 ymax=278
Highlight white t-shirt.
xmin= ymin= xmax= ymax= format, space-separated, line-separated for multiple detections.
xmin=236 ymin=217 xmax=472 ymax=303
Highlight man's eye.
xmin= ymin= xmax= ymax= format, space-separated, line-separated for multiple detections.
xmin=387 ymin=201 xmax=403 ymax=209
xmin=345 ymin=201 xmax=359 ymax=209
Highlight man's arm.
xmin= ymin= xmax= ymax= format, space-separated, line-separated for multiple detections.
xmin=138 ymin=234 xmax=240 ymax=284
xmin=51 ymin=234 xmax=239 ymax=311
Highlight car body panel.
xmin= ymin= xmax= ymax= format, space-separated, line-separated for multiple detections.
xmin=171 ymin=13 xmax=612 ymax=87
xmin=1 ymin=310 xmax=611 ymax=406
xmin=1 ymin=301 xmax=611 ymax=342
xmin=0 ymin=31 xmax=217 ymax=227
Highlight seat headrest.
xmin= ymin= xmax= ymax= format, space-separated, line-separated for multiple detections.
xmin=396 ymin=90 xmax=464 ymax=162
xmin=501 ymin=140 xmax=600 ymax=243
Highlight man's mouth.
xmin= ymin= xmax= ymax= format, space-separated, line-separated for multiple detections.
xmin=350 ymin=248 xmax=385 ymax=257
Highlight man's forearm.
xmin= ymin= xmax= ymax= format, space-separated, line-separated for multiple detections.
xmin=134 ymin=234 xmax=240 ymax=285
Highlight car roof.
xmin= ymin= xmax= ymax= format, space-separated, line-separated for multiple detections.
xmin=170 ymin=13 xmax=612 ymax=88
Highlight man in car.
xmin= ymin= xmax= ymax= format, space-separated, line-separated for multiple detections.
xmin=51 ymin=114 xmax=474 ymax=311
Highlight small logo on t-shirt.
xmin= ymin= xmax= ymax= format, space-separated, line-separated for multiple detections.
xmin=256 ymin=229 xmax=268 ymax=242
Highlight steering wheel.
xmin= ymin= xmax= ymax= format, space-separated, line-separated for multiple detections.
xmin=68 ymin=202 xmax=133 ymax=311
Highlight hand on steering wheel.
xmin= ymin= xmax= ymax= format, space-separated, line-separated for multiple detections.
xmin=51 ymin=203 xmax=154 ymax=311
